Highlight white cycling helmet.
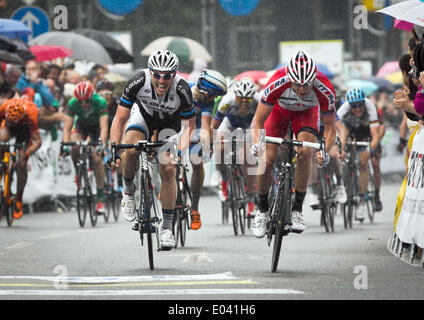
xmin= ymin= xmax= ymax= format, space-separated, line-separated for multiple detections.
xmin=148 ymin=50 xmax=179 ymax=72
xmin=286 ymin=50 xmax=317 ymax=85
xmin=234 ymin=78 xmax=256 ymax=98
xmin=197 ymin=69 xmax=227 ymax=96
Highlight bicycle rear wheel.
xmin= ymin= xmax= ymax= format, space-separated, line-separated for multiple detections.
xmin=271 ymin=173 xmax=291 ymax=273
xmin=319 ymin=169 xmax=334 ymax=233
xmin=87 ymin=172 xmax=97 ymax=228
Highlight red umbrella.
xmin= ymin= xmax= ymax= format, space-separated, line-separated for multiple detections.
xmin=29 ymin=45 xmax=72 ymax=62
xmin=234 ymin=70 xmax=268 ymax=89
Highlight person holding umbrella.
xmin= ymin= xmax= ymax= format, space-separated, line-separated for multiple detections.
xmin=109 ymin=50 xmax=196 ymax=250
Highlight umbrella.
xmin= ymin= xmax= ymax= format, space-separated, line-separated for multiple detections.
xmin=394 ymin=19 xmax=413 ymax=31
xmin=74 ymin=28 xmax=134 ymax=64
xmin=344 ymin=79 xmax=379 ymax=96
xmin=376 ymin=61 xmax=399 ymax=78
xmin=384 ymin=71 xmax=403 ymax=84
xmin=12 ymin=39 xmax=35 ymax=61
xmin=234 ymin=70 xmax=268 ymax=82
xmin=141 ymin=36 xmax=212 ymax=62
xmin=0 ymin=34 xmax=17 ymax=52
xmin=104 ymin=72 xmax=127 ymax=83
xmin=29 ymin=45 xmax=72 ymax=62
xmin=377 ymin=0 xmax=424 ymax=27
xmin=367 ymin=77 xmax=395 ymax=92
xmin=0 ymin=50 xmax=24 ymax=64
xmin=29 ymin=32 xmax=113 ymax=65
xmin=0 ymin=18 xmax=31 ymax=38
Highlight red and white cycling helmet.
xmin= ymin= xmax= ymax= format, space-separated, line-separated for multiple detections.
xmin=74 ymin=81 xmax=94 ymax=101
xmin=286 ymin=50 xmax=317 ymax=85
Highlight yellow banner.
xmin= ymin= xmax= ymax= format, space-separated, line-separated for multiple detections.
xmin=362 ymin=0 xmax=386 ymax=11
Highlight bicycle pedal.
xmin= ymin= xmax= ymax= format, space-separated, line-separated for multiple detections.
xmin=132 ymin=223 xmax=139 ymax=231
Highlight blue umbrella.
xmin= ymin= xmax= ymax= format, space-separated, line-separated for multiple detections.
xmin=367 ymin=77 xmax=395 ymax=92
xmin=344 ymin=79 xmax=379 ymax=96
xmin=0 ymin=18 xmax=31 ymax=39
xmin=275 ymin=63 xmax=334 ymax=79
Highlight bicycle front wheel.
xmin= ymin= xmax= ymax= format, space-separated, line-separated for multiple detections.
xmin=271 ymin=174 xmax=291 ymax=273
xmin=76 ymin=168 xmax=87 ymax=228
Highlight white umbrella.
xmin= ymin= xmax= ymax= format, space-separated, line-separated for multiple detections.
xmin=29 ymin=31 xmax=113 ymax=65
xmin=377 ymin=0 xmax=424 ymax=27
xmin=141 ymin=36 xmax=212 ymax=62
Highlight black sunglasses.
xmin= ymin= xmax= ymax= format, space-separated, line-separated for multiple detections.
xmin=152 ymin=72 xmax=175 ymax=80
xmin=350 ymin=102 xmax=364 ymax=109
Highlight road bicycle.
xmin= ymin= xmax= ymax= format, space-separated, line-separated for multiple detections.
xmin=341 ymin=138 xmax=370 ymax=228
xmin=315 ymin=138 xmax=337 ymax=233
xmin=103 ymin=153 xmax=121 ymax=223
xmin=112 ymin=140 xmax=174 ymax=270
xmin=218 ymin=131 xmax=248 ymax=236
xmin=264 ymin=129 xmax=321 ymax=273
xmin=172 ymin=157 xmax=192 ymax=248
xmin=61 ymin=140 xmax=102 ymax=228
xmin=0 ymin=142 xmax=24 ymax=227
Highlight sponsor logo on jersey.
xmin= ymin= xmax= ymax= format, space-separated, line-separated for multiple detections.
xmin=126 ymin=76 xmax=145 ymax=93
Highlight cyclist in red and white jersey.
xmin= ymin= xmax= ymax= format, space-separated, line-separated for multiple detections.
xmin=250 ymin=50 xmax=336 ymax=236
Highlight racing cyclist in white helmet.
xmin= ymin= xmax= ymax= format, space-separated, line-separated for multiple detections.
xmin=110 ymin=50 xmax=196 ymax=250
xmin=250 ymin=50 xmax=337 ymax=236
xmin=212 ymin=77 xmax=261 ymax=220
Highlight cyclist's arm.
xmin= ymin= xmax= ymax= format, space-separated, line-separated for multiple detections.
xmin=370 ymin=126 xmax=380 ymax=151
xmin=251 ymin=101 xmax=273 ymax=144
xmin=62 ymin=113 xmax=74 ymax=143
xmin=25 ymin=130 xmax=42 ymax=159
xmin=321 ymin=112 xmax=336 ymax=151
xmin=110 ymin=105 xmax=131 ymax=146
xmin=335 ymin=119 xmax=349 ymax=152
xmin=179 ymin=115 xmax=196 ymax=152
xmin=99 ymin=114 xmax=109 ymax=146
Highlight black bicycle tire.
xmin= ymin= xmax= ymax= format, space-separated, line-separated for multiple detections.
xmin=76 ymin=167 xmax=87 ymax=228
xmin=113 ymin=192 xmax=120 ymax=222
xmin=271 ymin=174 xmax=290 ymax=273
xmin=236 ymin=170 xmax=246 ymax=235
xmin=87 ymin=171 xmax=97 ymax=228
xmin=6 ymin=163 xmax=17 ymax=227
xmin=319 ymin=169 xmax=331 ymax=233
xmin=229 ymin=172 xmax=239 ymax=236
xmin=141 ymin=170 xmax=154 ymax=270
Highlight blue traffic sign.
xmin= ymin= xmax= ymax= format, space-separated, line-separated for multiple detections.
xmin=98 ymin=0 xmax=143 ymax=16
xmin=11 ymin=6 xmax=50 ymax=42
xmin=219 ymin=0 xmax=259 ymax=16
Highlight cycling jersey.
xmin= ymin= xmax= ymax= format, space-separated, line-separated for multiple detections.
xmin=120 ymin=68 xmax=195 ymax=121
xmin=67 ymin=93 xmax=108 ymax=128
xmin=337 ymin=98 xmax=379 ymax=141
xmin=0 ymin=100 xmax=39 ymax=143
xmin=261 ymin=68 xmax=335 ymax=138
xmin=215 ymin=91 xmax=260 ymax=129
xmin=262 ymin=69 xmax=336 ymax=114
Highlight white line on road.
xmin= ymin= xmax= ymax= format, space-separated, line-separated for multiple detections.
xmin=5 ymin=242 xmax=34 ymax=250
xmin=0 ymin=272 xmax=237 ymax=284
xmin=0 ymin=288 xmax=304 ymax=296
xmin=39 ymin=233 xmax=68 ymax=240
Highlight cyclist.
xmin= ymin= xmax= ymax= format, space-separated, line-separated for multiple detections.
xmin=0 ymin=98 xmax=42 ymax=219
xmin=309 ymin=86 xmax=347 ymax=208
xmin=250 ymin=50 xmax=336 ymax=236
xmin=62 ymin=81 xmax=109 ymax=215
xmin=212 ymin=78 xmax=260 ymax=218
xmin=336 ymin=88 xmax=381 ymax=220
xmin=109 ymin=50 xmax=196 ymax=250
xmin=188 ymin=69 xmax=227 ymax=230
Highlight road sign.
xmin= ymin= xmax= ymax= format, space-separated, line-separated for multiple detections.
xmin=219 ymin=0 xmax=259 ymax=16
xmin=98 ymin=0 xmax=143 ymax=16
xmin=11 ymin=6 xmax=50 ymax=42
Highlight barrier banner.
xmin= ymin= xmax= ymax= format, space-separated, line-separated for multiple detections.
xmin=396 ymin=124 xmax=424 ymax=248
xmin=23 ymin=130 xmax=76 ymax=204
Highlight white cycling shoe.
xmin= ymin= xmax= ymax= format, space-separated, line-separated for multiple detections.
xmin=251 ymin=210 xmax=269 ymax=238
xmin=160 ymin=228 xmax=175 ymax=250
xmin=291 ymin=210 xmax=306 ymax=233
xmin=336 ymin=185 xmax=347 ymax=204
xmin=121 ymin=191 xmax=136 ymax=222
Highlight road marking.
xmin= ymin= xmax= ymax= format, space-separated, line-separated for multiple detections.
xmin=181 ymin=253 xmax=214 ymax=263
xmin=0 ymin=272 xmax=236 ymax=284
xmin=0 ymin=288 xmax=304 ymax=296
xmin=5 ymin=242 xmax=34 ymax=250
xmin=0 ymin=280 xmax=255 ymax=288
xmin=39 ymin=233 xmax=68 ymax=240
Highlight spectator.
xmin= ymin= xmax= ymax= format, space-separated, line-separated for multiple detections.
xmin=413 ymin=42 xmax=424 ymax=116
xmin=5 ymin=65 xmax=23 ymax=89
xmin=47 ymin=64 xmax=63 ymax=87
xmin=66 ymin=70 xmax=81 ymax=84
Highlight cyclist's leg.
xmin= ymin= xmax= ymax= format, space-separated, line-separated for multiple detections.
xmin=291 ymin=107 xmax=319 ymax=214
xmin=356 ymin=148 xmax=370 ymax=218
xmin=214 ymin=118 xmax=232 ymax=199
xmin=69 ymin=130 xmax=83 ymax=170
xmin=371 ymin=145 xmax=383 ymax=210
xmin=329 ymin=143 xmax=347 ymax=203
xmin=120 ymin=107 xmax=149 ymax=221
